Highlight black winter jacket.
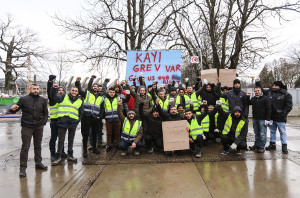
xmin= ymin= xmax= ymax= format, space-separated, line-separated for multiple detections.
xmin=11 ymin=94 xmax=48 ymax=128
xmin=268 ymin=89 xmax=293 ymax=122
xmin=222 ymin=88 xmax=249 ymax=117
xmin=247 ymin=94 xmax=272 ymax=120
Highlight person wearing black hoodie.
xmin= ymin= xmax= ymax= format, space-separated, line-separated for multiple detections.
xmin=221 ymin=79 xmax=249 ymax=118
xmin=47 ymin=75 xmax=66 ymax=161
xmin=198 ymin=81 xmax=219 ymax=106
xmin=185 ymin=101 xmax=208 ymax=158
xmin=256 ymin=81 xmax=293 ymax=154
xmin=139 ymin=103 xmax=163 ymax=153
xmin=216 ymin=104 xmax=248 ymax=155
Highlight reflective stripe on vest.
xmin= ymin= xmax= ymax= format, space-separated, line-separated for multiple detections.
xmin=185 ymin=93 xmax=199 ymax=111
xmin=222 ymin=114 xmax=245 ymax=137
xmin=187 ymin=117 xmax=203 ymax=140
xmin=121 ymin=118 xmax=142 ymax=142
xmin=83 ymin=91 xmax=103 ymax=117
xmin=220 ymin=97 xmax=229 ymax=113
xmin=50 ymin=103 xmax=59 ymax=119
xmin=104 ymin=97 xmax=120 ymax=121
xmin=215 ymin=112 xmax=219 ymax=128
xmin=57 ymin=95 xmax=82 ymax=120
xmin=201 ymin=115 xmax=210 ymax=132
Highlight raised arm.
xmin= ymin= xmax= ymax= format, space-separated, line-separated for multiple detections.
xmin=117 ymin=99 xmax=125 ymax=122
xmin=74 ymin=77 xmax=87 ymax=98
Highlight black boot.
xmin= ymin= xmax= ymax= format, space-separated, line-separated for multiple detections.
xmin=282 ymin=144 xmax=288 ymax=154
xmin=195 ymin=147 xmax=202 ymax=158
xmin=92 ymin=148 xmax=100 ymax=154
xmin=266 ymin=142 xmax=276 ymax=151
xmin=50 ymin=150 xmax=56 ymax=162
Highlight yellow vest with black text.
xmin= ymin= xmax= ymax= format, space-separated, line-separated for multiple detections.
xmin=121 ymin=118 xmax=142 ymax=142
xmin=187 ymin=117 xmax=204 ymax=140
xmin=83 ymin=90 xmax=103 ymax=118
xmin=104 ymin=97 xmax=120 ymax=122
xmin=222 ymin=114 xmax=245 ymax=137
xmin=57 ymin=94 xmax=82 ymax=120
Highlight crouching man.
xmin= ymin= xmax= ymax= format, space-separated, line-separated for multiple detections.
xmin=216 ymin=103 xmax=248 ymax=155
xmin=185 ymin=101 xmax=208 ymax=158
xmin=117 ymin=99 xmax=143 ymax=156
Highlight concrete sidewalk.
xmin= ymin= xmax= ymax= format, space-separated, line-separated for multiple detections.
xmin=0 ymin=118 xmax=300 ymax=198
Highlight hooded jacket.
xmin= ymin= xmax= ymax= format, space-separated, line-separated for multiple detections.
xmin=217 ymin=105 xmax=248 ymax=145
xmin=117 ymin=103 xmax=143 ymax=144
xmin=268 ymin=88 xmax=293 ymax=122
xmin=126 ymin=83 xmax=152 ymax=118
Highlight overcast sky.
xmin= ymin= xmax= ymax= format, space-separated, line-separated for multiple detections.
xmin=1 ymin=0 xmax=300 ymax=81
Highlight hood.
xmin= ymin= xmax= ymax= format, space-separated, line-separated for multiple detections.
xmin=231 ymin=106 xmax=243 ymax=115
xmin=113 ymin=84 xmax=123 ymax=93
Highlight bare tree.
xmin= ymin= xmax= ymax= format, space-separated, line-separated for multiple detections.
xmin=53 ymin=0 xmax=192 ymax=74
xmin=168 ymin=0 xmax=300 ymax=75
xmin=0 ymin=15 xmax=44 ymax=91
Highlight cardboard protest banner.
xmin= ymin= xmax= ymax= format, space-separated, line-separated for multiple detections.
xmin=126 ymin=50 xmax=181 ymax=85
xmin=219 ymin=69 xmax=236 ymax=87
xmin=162 ymin=120 xmax=189 ymax=151
xmin=201 ymin=69 xmax=218 ymax=84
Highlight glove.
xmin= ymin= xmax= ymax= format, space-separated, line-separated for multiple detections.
xmin=91 ymin=75 xmax=96 ymax=79
xmin=264 ymin=120 xmax=273 ymax=126
xmin=184 ymin=78 xmax=189 ymax=83
xmin=203 ymin=79 xmax=208 ymax=85
xmin=214 ymin=129 xmax=220 ymax=133
xmin=105 ymin=78 xmax=110 ymax=82
xmin=230 ymin=143 xmax=237 ymax=150
xmin=216 ymin=100 xmax=222 ymax=106
xmin=188 ymin=99 xmax=193 ymax=104
xmin=49 ymin=75 xmax=56 ymax=81
xmin=203 ymin=135 xmax=206 ymax=140
xmin=125 ymin=90 xmax=130 ymax=94
xmin=139 ymin=72 xmax=143 ymax=77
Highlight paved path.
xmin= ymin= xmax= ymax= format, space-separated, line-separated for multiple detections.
xmin=0 ymin=118 xmax=300 ymax=198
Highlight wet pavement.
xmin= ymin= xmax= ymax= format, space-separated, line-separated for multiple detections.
xmin=0 ymin=118 xmax=300 ymax=198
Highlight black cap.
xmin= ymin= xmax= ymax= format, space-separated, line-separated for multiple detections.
xmin=233 ymin=79 xmax=240 ymax=85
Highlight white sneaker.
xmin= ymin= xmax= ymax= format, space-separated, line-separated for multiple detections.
xmin=121 ymin=151 xmax=127 ymax=156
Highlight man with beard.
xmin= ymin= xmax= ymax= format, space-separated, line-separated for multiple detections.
xmin=139 ymin=103 xmax=163 ymax=153
xmin=117 ymin=99 xmax=143 ymax=156
xmin=221 ymin=79 xmax=249 ymax=118
xmin=185 ymin=100 xmax=208 ymax=158
xmin=11 ymin=84 xmax=48 ymax=178
xmin=47 ymin=75 xmax=66 ymax=161
xmin=51 ymin=85 xmax=83 ymax=165
xmin=216 ymin=104 xmax=248 ymax=155
xmin=258 ymin=81 xmax=293 ymax=154
xmin=75 ymin=76 xmax=102 ymax=158
xmin=198 ymin=80 xmax=219 ymax=106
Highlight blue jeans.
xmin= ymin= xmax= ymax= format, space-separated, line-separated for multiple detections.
xmin=269 ymin=122 xmax=287 ymax=144
xmin=118 ymin=140 xmax=143 ymax=151
xmin=88 ymin=120 xmax=103 ymax=145
xmin=252 ymin=119 xmax=267 ymax=148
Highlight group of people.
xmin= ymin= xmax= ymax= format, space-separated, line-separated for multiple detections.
xmin=11 ymin=74 xmax=293 ymax=178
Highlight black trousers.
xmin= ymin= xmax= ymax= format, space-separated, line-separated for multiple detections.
xmin=144 ymin=134 xmax=163 ymax=149
xmin=20 ymin=126 xmax=44 ymax=168
xmin=190 ymin=135 xmax=203 ymax=148
xmin=81 ymin=115 xmax=100 ymax=151
xmin=220 ymin=134 xmax=247 ymax=151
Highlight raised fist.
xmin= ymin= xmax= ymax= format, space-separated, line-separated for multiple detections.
xmin=76 ymin=77 xmax=81 ymax=82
